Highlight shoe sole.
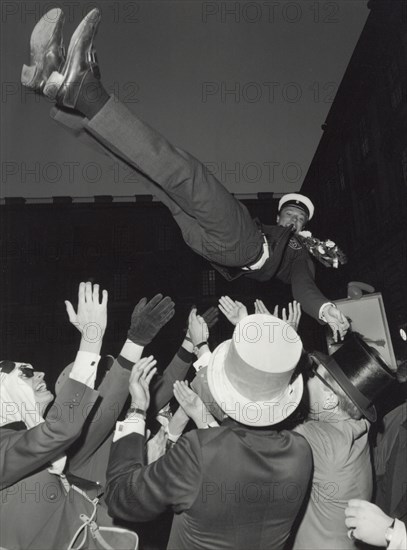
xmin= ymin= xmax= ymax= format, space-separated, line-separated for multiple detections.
xmin=21 ymin=8 xmax=65 ymax=90
xmin=43 ymin=8 xmax=101 ymax=101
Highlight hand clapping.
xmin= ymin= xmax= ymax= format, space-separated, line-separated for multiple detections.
xmin=218 ymin=296 xmax=248 ymax=326
xmin=187 ymin=308 xmax=209 ymax=346
xmin=129 ymin=356 xmax=157 ymax=412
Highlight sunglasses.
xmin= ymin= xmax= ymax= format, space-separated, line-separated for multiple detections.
xmin=18 ymin=365 xmax=34 ymax=378
xmin=0 ymin=360 xmax=35 ymax=377
xmin=308 ymin=363 xmax=336 ymax=394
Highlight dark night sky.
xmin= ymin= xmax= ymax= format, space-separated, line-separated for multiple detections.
xmin=1 ymin=0 xmax=368 ymax=198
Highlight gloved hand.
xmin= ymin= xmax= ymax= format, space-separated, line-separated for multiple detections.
xmin=201 ymin=306 xmax=219 ymax=329
xmin=128 ymin=294 xmax=175 ymax=346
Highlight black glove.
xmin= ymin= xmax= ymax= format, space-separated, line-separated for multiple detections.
xmin=201 ymin=306 xmax=219 ymax=329
xmin=128 ymin=294 xmax=175 ymax=346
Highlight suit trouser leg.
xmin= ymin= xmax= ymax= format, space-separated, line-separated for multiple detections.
xmin=51 ymin=99 xmax=262 ymax=267
xmin=50 ymin=105 xmax=200 ymax=242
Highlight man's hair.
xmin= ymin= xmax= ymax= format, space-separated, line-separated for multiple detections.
xmin=322 ymin=370 xmax=363 ymax=420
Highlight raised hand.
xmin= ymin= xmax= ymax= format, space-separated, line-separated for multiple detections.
xmin=173 ymin=380 xmax=212 ymax=428
xmin=129 ymin=356 xmax=157 ymax=412
xmin=187 ymin=308 xmax=209 ymax=347
xmin=254 ymin=299 xmax=271 ymax=315
xmin=128 ymin=294 xmax=175 ymax=346
xmin=274 ymin=301 xmax=302 ymax=332
xmin=218 ymin=296 xmax=248 ymax=326
xmin=201 ymin=306 xmax=219 ymax=330
xmin=65 ymin=282 xmax=108 ymax=346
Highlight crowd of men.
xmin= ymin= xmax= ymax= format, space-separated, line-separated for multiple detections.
xmin=1 ymin=282 xmax=406 ymax=550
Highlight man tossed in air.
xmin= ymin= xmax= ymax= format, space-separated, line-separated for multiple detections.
xmin=21 ymin=8 xmax=350 ymax=339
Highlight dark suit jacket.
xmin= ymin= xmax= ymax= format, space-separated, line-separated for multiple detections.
xmin=374 ymin=403 xmax=407 ymax=526
xmin=105 ymin=418 xmax=313 ymax=550
xmin=0 ymin=377 xmax=99 ymax=550
xmin=255 ymin=224 xmax=328 ymax=321
xmin=0 ymin=349 xmax=193 ymax=550
xmin=213 ymin=223 xmax=328 ymax=321
xmin=67 ymin=346 xmax=194 ymax=484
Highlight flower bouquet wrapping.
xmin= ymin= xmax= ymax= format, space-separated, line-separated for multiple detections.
xmin=298 ymin=231 xmax=347 ymax=268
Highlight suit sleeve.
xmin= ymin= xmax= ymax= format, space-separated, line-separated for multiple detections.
xmin=374 ymin=403 xmax=407 ymax=522
xmin=67 ymin=359 xmax=131 ymax=475
xmin=374 ymin=403 xmax=407 ymax=476
xmin=0 ymin=379 xmax=98 ymax=489
xmin=105 ymin=430 xmax=201 ymax=522
xmin=149 ymin=346 xmax=194 ymax=415
xmin=290 ymin=252 xmax=329 ymax=321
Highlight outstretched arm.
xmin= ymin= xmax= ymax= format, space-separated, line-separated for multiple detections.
xmin=1 ymin=281 xmax=106 ymax=489
xmin=68 ymin=293 xmax=175 ymax=475
xmin=291 ymin=255 xmax=349 ymax=341
xmin=105 ymin=359 xmax=201 ymax=522
xmin=66 ymin=357 xmax=132 ymax=476
xmin=149 ymin=306 xmax=209 ymax=414
xmin=149 ymin=346 xmax=194 ymax=416
xmin=0 ymin=378 xmax=98 ymax=490
xmin=290 ymin=254 xmax=327 ymax=320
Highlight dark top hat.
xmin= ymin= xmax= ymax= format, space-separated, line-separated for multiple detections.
xmin=310 ymin=333 xmax=396 ymax=422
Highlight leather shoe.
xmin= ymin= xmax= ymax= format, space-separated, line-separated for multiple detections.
xmin=21 ymin=8 xmax=65 ymax=92
xmin=43 ymin=8 xmax=101 ymax=109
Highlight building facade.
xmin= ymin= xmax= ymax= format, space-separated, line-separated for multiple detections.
xmin=301 ymin=0 xmax=407 ymax=347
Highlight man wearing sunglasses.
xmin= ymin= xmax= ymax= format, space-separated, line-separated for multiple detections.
xmin=0 ymin=282 xmax=110 ymax=549
xmin=17 ymin=363 xmax=54 ymax=414
xmin=0 ymin=282 xmax=176 ymax=550
xmin=292 ymin=334 xmax=395 ymax=550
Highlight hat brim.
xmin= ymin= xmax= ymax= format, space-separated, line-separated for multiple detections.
xmin=278 ymin=194 xmax=314 ymax=220
xmin=311 ymin=351 xmax=377 ymax=422
xmin=207 ymin=341 xmax=303 ymax=427
xmin=280 ymin=202 xmax=309 ymax=218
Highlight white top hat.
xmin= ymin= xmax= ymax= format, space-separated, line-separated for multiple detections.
xmin=207 ymin=314 xmax=303 ymax=426
xmin=278 ymin=193 xmax=315 ymax=220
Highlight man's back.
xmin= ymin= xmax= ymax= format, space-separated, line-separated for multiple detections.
xmin=293 ymin=418 xmax=372 ymax=549
xmin=168 ymin=422 xmax=312 ymax=549
xmin=106 ymin=419 xmax=312 ymax=550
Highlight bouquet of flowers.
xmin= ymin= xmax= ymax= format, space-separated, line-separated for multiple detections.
xmin=297 ymin=231 xmax=347 ymax=268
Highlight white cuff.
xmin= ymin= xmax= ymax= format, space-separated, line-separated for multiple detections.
xmin=113 ymin=415 xmax=146 ymax=442
xmin=69 ymin=351 xmax=100 ymax=388
xmin=318 ymin=302 xmax=335 ymax=322
xmin=120 ymin=339 xmax=144 ymax=363
xmin=388 ymin=519 xmax=407 ymax=550
xmin=242 ymin=236 xmax=269 ymax=271
xmin=193 ymin=351 xmax=211 ymax=372
xmin=166 ymin=430 xmax=182 ymax=443
xmin=203 ymin=420 xmax=220 ymax=429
